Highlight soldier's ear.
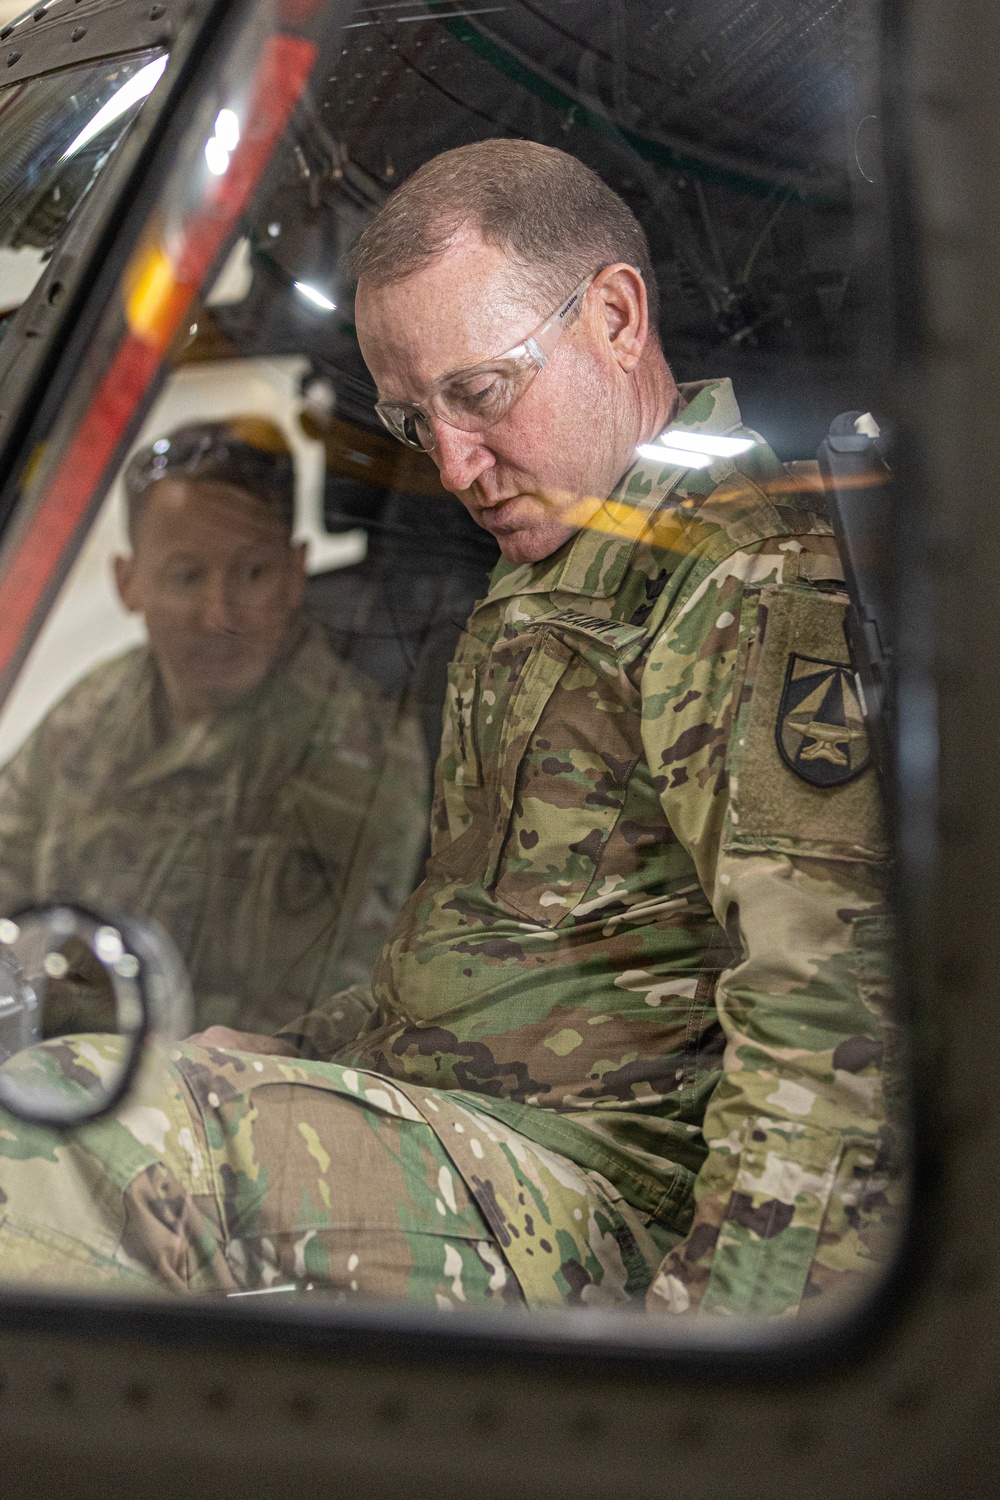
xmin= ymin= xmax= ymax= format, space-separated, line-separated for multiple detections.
xmin=593 ymin=263 xmax=648 ymax=373
xmin=113 ymin=554 xmax=140 ymax=613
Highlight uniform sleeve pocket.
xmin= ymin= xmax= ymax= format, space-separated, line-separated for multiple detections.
xmin=280 ymin=766 xmax=376 ymax=878
xmin=701 ymin=1115 xmax=845 ymax=1317
xmin=726 ymin=584 xmax=887 ymax=862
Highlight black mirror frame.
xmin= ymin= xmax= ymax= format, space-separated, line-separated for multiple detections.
xmin=0 ymin=901 xmax=156 ymax=1128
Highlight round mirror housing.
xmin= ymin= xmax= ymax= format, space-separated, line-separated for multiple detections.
xmin=0 ymin=903 xmax=192 ymax=1127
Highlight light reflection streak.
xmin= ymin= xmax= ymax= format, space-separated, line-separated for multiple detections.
xmin=557 ymin=467 xmax=890 ymax=545
xmin=345 ymin=6 xmax=507 ymax=24
xmin=60 ymin=55 xmax=168 ymax=163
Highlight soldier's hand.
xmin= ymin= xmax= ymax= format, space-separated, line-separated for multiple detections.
xmin=185 ymin=1025 xmax=301 ymax=1057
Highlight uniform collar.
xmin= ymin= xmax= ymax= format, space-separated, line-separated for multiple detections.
xmin=484 ymin=378 xmax=746 ymax=603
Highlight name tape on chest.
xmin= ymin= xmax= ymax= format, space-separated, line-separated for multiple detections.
xmin=541 ymin=608 xmax=648 ymax=658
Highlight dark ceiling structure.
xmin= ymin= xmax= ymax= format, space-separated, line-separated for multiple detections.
xmin=203 ymin=0 xmax=887 ymax=457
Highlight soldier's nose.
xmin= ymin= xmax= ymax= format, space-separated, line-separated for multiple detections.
xmin=431 ymin=420 xmax=494 ymax=495
xmin=199 ymin=579 xmax=239 ymax=632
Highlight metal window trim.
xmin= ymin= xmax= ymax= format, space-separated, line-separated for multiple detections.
xmin=1 ymin=0 xmax=175 ymax=85
xmin=0 ymin=0 xmax=233 ymax=498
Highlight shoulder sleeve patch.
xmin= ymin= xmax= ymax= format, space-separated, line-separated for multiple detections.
xmin=776 ymin=654 xmax=871 ymax=786
xmin=728 ymin=585 xmax=887 ymax=861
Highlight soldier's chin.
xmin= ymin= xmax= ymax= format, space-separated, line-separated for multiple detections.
xmin=188 ymin=657 xmax=264 ymax=708
xmin=494 ymin=520 xmax=573 ymax=565
xmin=473 ymin=492 xmax=577 ymax=563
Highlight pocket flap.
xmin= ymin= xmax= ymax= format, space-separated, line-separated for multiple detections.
xmin=483 ymin=630 xmax=574 ymax=886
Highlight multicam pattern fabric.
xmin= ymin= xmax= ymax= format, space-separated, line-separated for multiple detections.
xmin=0 ymin=1034 xmax=668 ymax=1308
xmin=289 ymin=378 xmax=900 ymax=1316
xmin=0 ymin=617 xmax=428 ymax=1035
xmin=0 ymin=379 xmax=900 ymax=1316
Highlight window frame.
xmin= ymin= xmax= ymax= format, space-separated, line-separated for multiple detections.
xmin=0 ymin=0 xmax=929 ymax=1379
xmin=0 ymin=0 xmax=236 ymax=496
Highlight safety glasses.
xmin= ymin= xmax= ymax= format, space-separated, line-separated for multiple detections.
xmin=374 ymin=270 xmax=599 ymax=452
xmin=125 ymin=421 xmax=295 ymax=507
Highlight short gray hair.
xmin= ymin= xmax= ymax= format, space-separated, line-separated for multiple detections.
xmin=347 ymin=139 xmax=659 ymax=324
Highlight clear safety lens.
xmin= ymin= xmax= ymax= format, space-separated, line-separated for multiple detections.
xmin=438 ymin=364 xmax=525 ymax=427
xmin=376 ymin=362 xmax=532 ymax=451
xmin=403 ymin=411 xmax=431 ymax=451
xmin=373 ymin=271 xmax=595 ymax=451
xmin=375 ymin=402 xmax=426 ymax=450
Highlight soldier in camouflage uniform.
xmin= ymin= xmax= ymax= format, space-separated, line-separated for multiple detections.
xmin=0 ymin=143 xmax=899 ymax=1317
xmin=0 ymin=418 xmax=428 ymax=1036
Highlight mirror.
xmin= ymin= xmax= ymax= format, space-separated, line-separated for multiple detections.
xmin=0 ymin=903 xmax=190 ymax=1126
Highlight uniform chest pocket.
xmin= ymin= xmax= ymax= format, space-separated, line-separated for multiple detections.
xmin=267 ymin=764 xmax=378 ymax=906
xmin=235 ymin=765 xmax=382 ymax=972
xmin=482 ymin=624 xmax=641 ymax=927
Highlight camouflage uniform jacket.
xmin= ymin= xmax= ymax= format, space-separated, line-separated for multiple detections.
xmin=290 ymin=378 xmax=895 ymax=1317
xmin=0 ymin=616 xmax=428 ymax=1035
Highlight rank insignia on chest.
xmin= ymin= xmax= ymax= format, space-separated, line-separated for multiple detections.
xmin=776 ymin=654 xmax=871 ymax=786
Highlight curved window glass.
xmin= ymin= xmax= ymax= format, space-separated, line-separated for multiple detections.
xmin=0 ymin=0 xmax=904 ymax=1335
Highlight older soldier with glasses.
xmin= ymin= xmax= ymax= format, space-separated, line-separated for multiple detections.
xmin=0 ymin=141 xmax=897 ymax=1318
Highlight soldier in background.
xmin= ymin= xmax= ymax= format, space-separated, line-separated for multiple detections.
xmin=0 ymin=144 xmax=898 ymax=1317
xmin=0 ymin=417 xmax=428 ymax=1036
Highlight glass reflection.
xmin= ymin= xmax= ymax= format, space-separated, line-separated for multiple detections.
xmin=0 ymin=418 xmax=428 ymax=1036
xmin=0 ymin=0 xmax=903 ymax=1322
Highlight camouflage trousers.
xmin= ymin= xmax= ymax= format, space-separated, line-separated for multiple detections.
xmin=0 ymin=1037 xmax=671 ymax=1309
